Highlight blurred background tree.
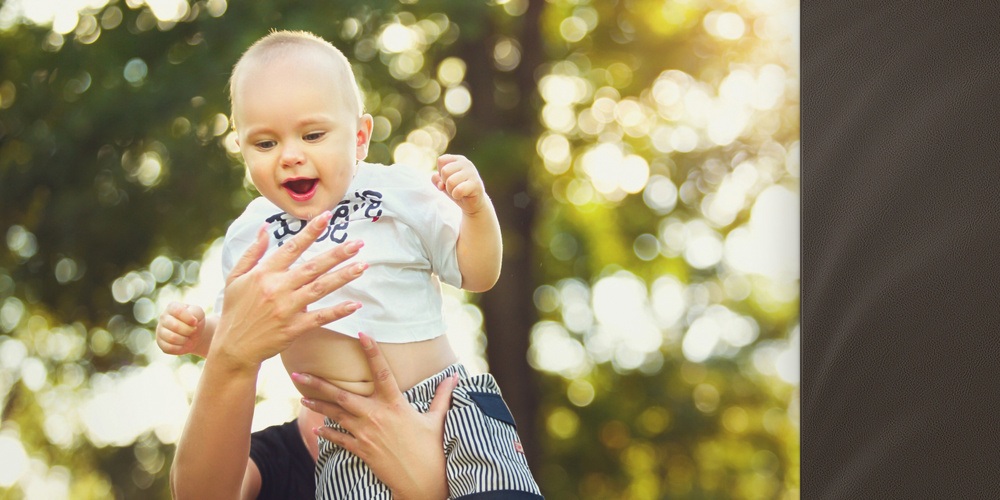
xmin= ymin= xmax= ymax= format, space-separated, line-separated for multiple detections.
xmin=0 ymin=0 xmax=798 ymax=498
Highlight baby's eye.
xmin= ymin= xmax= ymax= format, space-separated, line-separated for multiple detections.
xmin=304 ymin=131 xmax=326 ymax=141
xmin=255 ymin=140 xmax=276 ymax=150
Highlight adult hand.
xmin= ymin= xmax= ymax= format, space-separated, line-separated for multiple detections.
xmin=171 ymin=211 xmax=369 ymax=500
xmin=211 ymin=211 xmax=369 ymax=372
xmin=293 ymin=332 xmax=456 ymax=500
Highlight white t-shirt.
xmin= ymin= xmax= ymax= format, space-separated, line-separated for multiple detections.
xmin=215 ymin=161 xmax=463 ymax=343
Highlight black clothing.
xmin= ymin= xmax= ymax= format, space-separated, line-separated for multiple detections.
xmin=249 ymin=419 xmax=315 ymax=500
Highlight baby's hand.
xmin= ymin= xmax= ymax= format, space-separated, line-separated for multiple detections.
xmin=432 ymin=154 xmax=489 ymax=216
xmin=156 ymin=302 xmax=206 ymax=356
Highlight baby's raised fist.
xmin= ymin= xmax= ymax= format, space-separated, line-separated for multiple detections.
xmin=431 ymin=154 xmax=488 ymax=215
xmin=156 ymin=302 xmax=206 ymax=356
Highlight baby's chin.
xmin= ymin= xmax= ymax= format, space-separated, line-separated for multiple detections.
xmin=268 ymin=187 xmax=348 ymax=221
xmin=277 ymin=198 xmax=343 ymax=221
xmin=285 ymin=207 xmax=331 ymax=221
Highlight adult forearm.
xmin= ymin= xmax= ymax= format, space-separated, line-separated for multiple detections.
xmin=456 ymin=200 xmax=503 ymax=292
xmin=171 ymin=358 xmax=259 ymax=500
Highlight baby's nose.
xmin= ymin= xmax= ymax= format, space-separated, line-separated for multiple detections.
xmin=280 ymin=144 xmax=305 ymax=166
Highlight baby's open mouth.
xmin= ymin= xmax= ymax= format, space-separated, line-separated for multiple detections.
xmin=283 ymin=178 xmax=318 ymax=195
xmin=282 ymin=178 xmax=318 ymax=201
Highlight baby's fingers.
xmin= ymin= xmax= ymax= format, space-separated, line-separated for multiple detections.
xmin=157 ymin=323 xmax=193 ymax=343
xmin=158 ymin=315 xmax=196 ymax=338
xmin=431 ymin=172 xmax=445 ymax=191
xmin=156 ymin=329 xmax=191 ymax=355
xmin=450 ymin=179 xmax=482 ymax=201
xmin=164 ymin=301 xmax=199 ymax=327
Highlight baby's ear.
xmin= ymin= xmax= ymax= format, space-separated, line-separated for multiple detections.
xmin=355 ymin=114 xmax=374 ymax=159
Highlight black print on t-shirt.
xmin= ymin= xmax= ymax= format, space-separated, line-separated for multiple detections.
xmin=270 ymin=190 xmax=384 ymax=247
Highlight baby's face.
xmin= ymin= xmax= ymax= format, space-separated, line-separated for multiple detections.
xmin=233 ymin=49 xmax=370 ymax=220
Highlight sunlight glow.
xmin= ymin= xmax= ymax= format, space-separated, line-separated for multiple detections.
xmin=0 ymin=0 xmax=108 ymax=31
xmin=143 ymin=0 xmax=189 ymax=22
xmin=681 ymin=220 xmax=724 ymax=269
xmin=437 ymin=57 xmax=466 ymax=86
xmin=0 ymin=430 xmax=28 ymax=486
xmin=379 ymin=23 xmax=419 ymax=53
xmin=704 ymin=11 xmax=746 ymax=40
xmin=537 ymin=132 xmax=572 ymax=174
xmin=682 ymin=305 xmax=759 ymax=362
xmin=528 ymin=321 xmax=589 ymax=378
xmin=493 ymin=37 xmax=521 ymax=71
xmin=723 ymin=185 xmax=799 ymax=283
xmin=80 ymin=362 xmax=189 ymax=446
xmin=559 ymin=16 xmax=588 ymax=42
xmin=540 ymin=74 xmax=590 ymax=106
xmin=443 ymin=85 xmax=471 ymax=115
xmin=650 ymin=276 xmax=686 ymax=328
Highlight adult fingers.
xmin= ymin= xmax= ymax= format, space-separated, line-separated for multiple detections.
xmin=226 ymin=222 xmax=270 ymax=286
xmin=428 ymin=373 xmax=459 ymax=415
xmin=293 ymin=259 xmax=368 ymax=310
xmin=292 ymin=371 xmax=373 ymax=419
xmin=260 ymin=211 xmax=333 ymax=272
xmin=299 ymin=300 xmax=363 ymax=331
xmin=359 ymin=333 xmax=404 ymax=401
xmin=312 ymin=426 xmax=362 ymax=459
xmin=301 ymin=397 xmax=358 ymax=430
xmin=285 ymin=239 xmax=365 ymax=291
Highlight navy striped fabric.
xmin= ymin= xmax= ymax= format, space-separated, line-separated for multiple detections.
xmin=316 ymin=364 xmax=543 ymax=499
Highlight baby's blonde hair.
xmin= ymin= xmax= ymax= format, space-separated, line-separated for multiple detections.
xmin=228 ymin=30 xmax=364 ymax=124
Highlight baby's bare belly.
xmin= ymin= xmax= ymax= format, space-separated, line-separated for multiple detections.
xmin=279 ymin=327 xmax=457 ymax=400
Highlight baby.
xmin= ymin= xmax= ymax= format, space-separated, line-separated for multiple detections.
xmin=156 ymin=31 xmax=542 ymax=499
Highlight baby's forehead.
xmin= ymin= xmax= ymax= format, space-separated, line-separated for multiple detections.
xmin=234 ymin=46 xmax=353 ymax=95
xmin=240 ymin=42 xmax=340 ymax=77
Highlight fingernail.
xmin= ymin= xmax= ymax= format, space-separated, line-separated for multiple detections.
xmin=353 ymin=262 xmax=368 ymax=274
xmin=359 ymin=332 xmax=372 ymax=348
xmin=301 ymin=398 xmax=315 ymax=407
xmin=318 ymin=210 xmax=332 ymax=222
xmin=347 ymin=302 xmax=362 ymax=312
xmin=349 ymin=240 xmax=365 ymax=252
xmin=312 ymin=427 xmax=322 ymax=435
xmin=292 ymin=373 xmax=312 ymax=383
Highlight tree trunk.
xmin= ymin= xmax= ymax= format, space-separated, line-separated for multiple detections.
xmin=453 ymin=0 xmax=546 ymax=468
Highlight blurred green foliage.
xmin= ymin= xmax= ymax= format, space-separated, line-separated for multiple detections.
xmin=0 ymin=0 xmax=799 ymax=498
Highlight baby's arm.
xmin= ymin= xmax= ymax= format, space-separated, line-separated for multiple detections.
xmin=431 ymin=154 xmax=502 ymax=293
xmin=156 ymin=302 xmax=218 ymax=358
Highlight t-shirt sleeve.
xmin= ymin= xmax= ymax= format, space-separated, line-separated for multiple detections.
xmin=394 ymin=167 xmax=463 ymax=288
xmin=248 ymin=420 xmax=315 ymax=500
xmin=214 ymin=198 xmax=279 ymax=314
xmin=213 ymin=237 xmax=237 ymax=314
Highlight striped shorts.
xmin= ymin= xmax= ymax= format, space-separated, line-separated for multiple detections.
xmin=315 ymin=363 xmax=543 ymax=500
